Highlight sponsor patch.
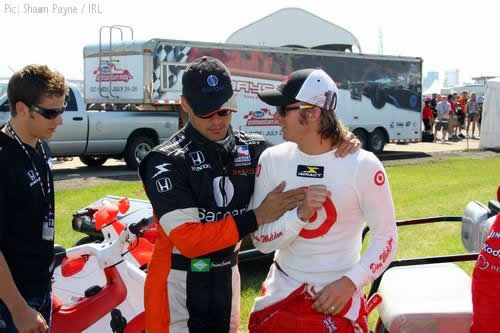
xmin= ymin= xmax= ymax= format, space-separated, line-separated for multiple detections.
xmin=189 ymin=151 xmax=211 ymax=171
xmin=234 ymin=145 xmax=251 ymax=164
xmin=189 ymin=151 xmax=205 ymax=166
xmin=155 ymin=177 xmax=172 ymax=193
xmin=296 ymin=165 xmax=324 ymax=178
xmin=477 ymin=254 xmax=489 ymax=270
xmin=213 ymin=176 xmax=234 ymax=207
xmin=232 ymin=167 xmax=255 ymax=176
xmin=152 ymin=163 xmax=172 ymax=178
xmin=323 ymin=316 xmax=337 ymax=332
xmin=27 ymin=170 xmax=37 ymax=182
xmin=191 ymin=258 xmax=210 ymax=272
xmin=374 ymin=171 xmax=385 ymax=186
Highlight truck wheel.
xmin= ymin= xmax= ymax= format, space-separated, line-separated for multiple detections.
xmin=353 ymin=129 xmax=368 ymax=150
xmin=79 ymin=155 xmax=108 ymax=167
xmin=125 ymin=136 xmax=154 ymax=169
xmin=368 ymin=128 xmax=386 ymax=153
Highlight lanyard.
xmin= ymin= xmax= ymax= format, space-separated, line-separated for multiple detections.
xmin=6 ymin=122 xmax=52 ymax=208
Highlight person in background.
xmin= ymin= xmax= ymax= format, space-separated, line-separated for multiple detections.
xmin=247 ymin=68 xmax=397 ymax=333
xmin=477 ymin=94 xmax=484 ymax=136
xmin=467 ymin=93 xmax=479 ymax=139
xmin=0 ymin=65 xmax=67 ymax=333
xmin=430 ymin=93 xmax=438 ymax=133
xmin=458 ymin=91 xmax=468 ymax=138
xmin=422 ymin=99 xmax=434 ymax=135
xmin=447 ymin=94 xmax=458 ymax=141
xmin=434 ymin=95 xmax=451 ymax=143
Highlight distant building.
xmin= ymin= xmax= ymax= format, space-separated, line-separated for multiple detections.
xmin=444 ymin=69 xmax=460 ymax=87
xmin=423 ymin=71 xmax=439 ymax=91
xmin=472 ymin=76 xmax=497 ymax=85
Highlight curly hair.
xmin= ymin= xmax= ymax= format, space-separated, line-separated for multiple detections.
xmin=8 ymin=64 xmax=68 ymax=116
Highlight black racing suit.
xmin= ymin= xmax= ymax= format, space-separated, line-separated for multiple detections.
xmin=138 ymin=123 xmax=271 ymax=333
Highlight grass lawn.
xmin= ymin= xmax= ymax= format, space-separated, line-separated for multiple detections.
xmin=54 ymin=156 xmax=500 ymax=331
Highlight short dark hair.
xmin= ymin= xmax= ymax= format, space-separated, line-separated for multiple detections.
xmin=7 ymin=64 xmax=68 ymax=116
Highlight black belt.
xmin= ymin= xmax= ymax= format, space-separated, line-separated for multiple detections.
xmin=171 ymin=252 xmax=238 ymax=272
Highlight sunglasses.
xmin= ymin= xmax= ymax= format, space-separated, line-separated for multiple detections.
xmin=30 ymin=104 xmax=66 ymax=120
xmin=277 ymin=104 xmax=314 ymax=117
xmin=197 ymin=109 xmax=231 ymax=119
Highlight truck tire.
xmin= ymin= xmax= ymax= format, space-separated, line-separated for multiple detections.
xmin=368 ymin=128 xmax=386 ymax=153
xmin=79 ymin=155 xmax=108 ymax=167
xmin=353 ymin=129 xmax=368 ymax=150
xmin=125 ymin=136 xmax=154 ymax=169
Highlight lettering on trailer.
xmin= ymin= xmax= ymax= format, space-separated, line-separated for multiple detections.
xmin=233 ymin=80 xmax=275 ymax=95
xmin=243 ymin=108 xmax=280 ymax=127
xmin=93 ymin=63 xmax=133 ymax=83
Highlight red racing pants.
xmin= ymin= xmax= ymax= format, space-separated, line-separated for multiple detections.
xmin=248 ymin=284 xmax=368 ymax=333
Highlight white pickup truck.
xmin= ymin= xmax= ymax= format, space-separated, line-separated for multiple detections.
xmin=0 ymin=83 xmax=180 ymax=169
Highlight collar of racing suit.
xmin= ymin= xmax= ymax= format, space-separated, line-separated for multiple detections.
xmin=185 ymin=122 xmax=237 ymax=169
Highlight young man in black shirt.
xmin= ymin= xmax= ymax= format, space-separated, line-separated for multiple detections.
xmin=0 ymin=65 xmax=67 ymax=333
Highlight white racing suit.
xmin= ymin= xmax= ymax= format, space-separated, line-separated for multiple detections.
xmin=248 ymin=143 xmax=398 ymax=332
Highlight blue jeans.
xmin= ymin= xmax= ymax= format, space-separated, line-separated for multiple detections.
xmin=0 ymin=291 xmax=52 ymax=333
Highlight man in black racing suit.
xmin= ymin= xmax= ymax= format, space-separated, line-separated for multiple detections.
xmin=139 ymin=56 xmax=359 ymax=333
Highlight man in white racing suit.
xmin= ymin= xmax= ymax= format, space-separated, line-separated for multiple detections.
xmin=248 ymin=69 xmax=398 ymax=333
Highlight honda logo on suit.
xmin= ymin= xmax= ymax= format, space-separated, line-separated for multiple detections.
xmin=156 ymin=177 xmax=172 ymax=193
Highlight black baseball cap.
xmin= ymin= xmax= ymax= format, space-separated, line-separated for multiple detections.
xmin=182 ymin=56 xmax=237 ymax=117
xmin=258 ymin=68 xmax=338 ymax=112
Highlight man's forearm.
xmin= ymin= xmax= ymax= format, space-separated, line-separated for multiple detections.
xmin=0 ymin=251 xmax=27 ymax=313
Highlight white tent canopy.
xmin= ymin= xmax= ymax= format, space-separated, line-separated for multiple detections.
xmin=226 ymin=8 xmax=361 ymax=52
xmin=423 ymin=80 xmax=445 ymax=96
xmin=480 ymin=77 xmax=500 ymax=149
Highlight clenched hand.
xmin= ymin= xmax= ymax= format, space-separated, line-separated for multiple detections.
xmin=297 ymin=185 xmax=331 ymax=221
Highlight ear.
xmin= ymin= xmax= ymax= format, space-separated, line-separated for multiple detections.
xmin=309 ymin=107 xmax=321 ymax=121
xmin=15 ymin=101 xmax=30 ymax=118
xmin=180 ymin=96 xmax=190 ymax=114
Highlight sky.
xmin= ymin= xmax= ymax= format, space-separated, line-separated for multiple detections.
xmin=0 ymin=0 xmax=498 ymax=83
